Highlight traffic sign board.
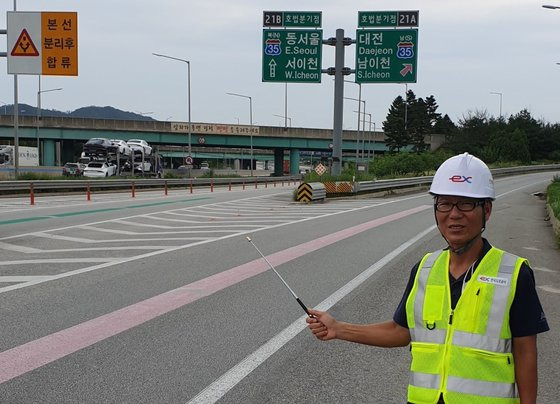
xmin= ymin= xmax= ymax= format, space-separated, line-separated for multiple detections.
xmin=314 ymin=163 xmax=326 ymax=176
xmin=10 ymin=29 xmax=39 ymax=56
xmin=355 ymin=29 xmax=418 ymax=84
xmin=262 ymin=29 xmax=322 ymax=83
xmin=185 ymin=156 xmax=193 ymax=165
xmin=7 ymin=11 xmax=78 ymax=76
xmin=263 ymin=11 xmax=322 ymax=28
xmin=358 ymin=11 xmax=419 ymax=28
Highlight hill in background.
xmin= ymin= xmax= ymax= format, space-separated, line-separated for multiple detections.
xmin=0 ymin=104 xmax=155 ymax=121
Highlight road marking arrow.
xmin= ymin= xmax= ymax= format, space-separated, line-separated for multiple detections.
xmin=269 ymin=59 xmax=277 ymax=78
xmin=400 ymin=63 xmax=413 ymax=76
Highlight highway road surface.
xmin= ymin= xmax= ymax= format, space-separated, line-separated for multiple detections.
xmin=0 ymin=172 xmax=558 ymax=403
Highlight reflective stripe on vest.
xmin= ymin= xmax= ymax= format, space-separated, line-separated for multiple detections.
xmin=486 ymin=252 xmax=517 ymax=339
xmin=452 ymin=330 xmax=512 ymax=352
xmin=452 ymin=251 xmax=517 ymax=353
xmin=410 ymin=371 xmax=440 ymax=390
xmin=412 ymin=250 xmax=444 ymax=342
xmin=447 ymin=376 xmax=516 ymax=398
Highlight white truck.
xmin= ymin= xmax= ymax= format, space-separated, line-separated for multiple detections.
xmin=0 ymin=146 xmax=39 ymax=166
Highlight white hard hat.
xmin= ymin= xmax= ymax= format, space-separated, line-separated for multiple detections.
xmin=430 ymin=152 xmax=495 ymax=200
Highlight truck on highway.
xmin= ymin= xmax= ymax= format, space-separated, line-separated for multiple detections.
xmin=0 ymin=145 xmax=39 ymax=166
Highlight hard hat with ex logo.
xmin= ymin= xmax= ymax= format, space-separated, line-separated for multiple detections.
xmin=430 ymin=152 xmax=495 ymax=200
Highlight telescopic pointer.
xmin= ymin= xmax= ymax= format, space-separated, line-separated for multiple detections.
xmin=246 ymin=236 xmax=311 ymax=316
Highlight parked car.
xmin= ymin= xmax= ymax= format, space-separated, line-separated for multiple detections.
xmin=127 ymin=139 xmax=152 ymax=156
xmin=199 ymin=162 xmax=210 ymax=171
xmin=110 ymin=139 xmax=132 ymax=156
xmin=83 ymin=138 xmax=113 ymax=155
xmin=83 ymin=162 xmax=117 ymax=177
xmin=62 ymin=162 xmax=87 ymax=176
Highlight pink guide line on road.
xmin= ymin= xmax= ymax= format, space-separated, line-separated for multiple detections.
xmin=0 ymin=205 xmax=430 ymax=384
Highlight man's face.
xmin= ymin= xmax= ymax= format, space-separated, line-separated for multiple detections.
xmin=435 ymin=195 xmax=492 ymax=248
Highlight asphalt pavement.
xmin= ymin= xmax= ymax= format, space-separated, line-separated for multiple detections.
xmin=0 ymin=172 xmax=558 ymax=403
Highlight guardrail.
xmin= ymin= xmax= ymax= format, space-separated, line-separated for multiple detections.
xmin=0 ymin=164 xmax=558 ymax=197
xmin=0 ymin=176 xmax=302 ymax=195
xmin=352 ymin=164 xmax=560 ymax=194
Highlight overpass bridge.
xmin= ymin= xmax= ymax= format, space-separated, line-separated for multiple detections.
xmin=0 ymin=116 xmax=444 ymax=175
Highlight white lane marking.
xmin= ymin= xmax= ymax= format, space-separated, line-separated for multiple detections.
xmin=0 ymin=258 xmax=116 ymax=265
xmin=0 ymin=276 xmax=54 ymax=282
xmin=533 ymin=267 xmax=555 ymax=273
xmin=0 ymin=193 xmax=428 ymax=294
xmin=538 ymin=285 xmax=560 ymax=294
xmin=0 ymin=192 xmax=292 ymax=241
xmin=30 ymin=232 xmax=210 ymax=244
xmin=522 ymin=246 xmax=541 ymax=251
xmin=0 ymin=241 xmax=42 ymax=253
xmin=30 ymin=246 xmax=169 ymax=253
xmin=113 ymin=220 xmax=262 ymax=229
xmin=80 ymin=226 xmax=239 ymax=235
xmin=144 ymin=215 xmax=289 ymax=224
xmin=186 ymin=225 xmax=437 ymax=404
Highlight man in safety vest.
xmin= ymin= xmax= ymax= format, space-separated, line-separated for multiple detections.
xmin=306 ymin=153 xmax=549 ymax=403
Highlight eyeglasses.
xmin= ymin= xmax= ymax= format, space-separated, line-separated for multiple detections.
xmin=434 ymin=200 xmax=485 ymax=212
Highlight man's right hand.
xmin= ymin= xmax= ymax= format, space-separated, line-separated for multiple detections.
xmin=306 ymin=309 xmax=338 ymax=341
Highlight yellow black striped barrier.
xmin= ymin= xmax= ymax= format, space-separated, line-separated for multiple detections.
xmin=297 ymin=182 xmax=326 ymax=203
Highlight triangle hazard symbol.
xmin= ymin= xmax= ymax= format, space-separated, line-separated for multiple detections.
xmin=10 ymin=29 xmax=40 ymax=57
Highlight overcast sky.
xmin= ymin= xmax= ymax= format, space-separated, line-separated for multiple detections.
xmin=2 ymin=0 xmax=560 ymax=130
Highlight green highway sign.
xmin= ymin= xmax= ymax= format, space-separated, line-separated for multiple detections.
xmin=355 ymin=29 xmax=418 ymax=84
xmin=263 ymin=11 xmax=322 ymax=28
xmin=358 ymin=11 xmax=419 ymax=28
xmin=262 ymin=29 xmax=322 ymax=83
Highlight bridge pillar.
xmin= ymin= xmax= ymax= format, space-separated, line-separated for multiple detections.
xmin=43 ymin=139 xmax=56 ymax=166
xmin=274 ymin=149 xmax=283 ymax=176
xmin=289 ymin=149 xmax=300 ymax=175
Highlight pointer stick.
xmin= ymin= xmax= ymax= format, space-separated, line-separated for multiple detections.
xmin=246 ymin=236 xmax=311 ymax=316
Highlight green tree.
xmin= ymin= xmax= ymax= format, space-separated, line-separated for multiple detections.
xmin=408 ymin=98 xmax=431 ymax=153
xmin=425 ymin=95 xmax=441 ymax=127
xmin=508 ymin=109 xmax=545 ymax=160
xmin=433 ymin=114 xmax=457 ymax=140
xmin=383 ymin=95 xmax=409 ymax=152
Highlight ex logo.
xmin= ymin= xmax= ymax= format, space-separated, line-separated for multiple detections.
xmin=449 ymin=175 xmax=472 ymax=183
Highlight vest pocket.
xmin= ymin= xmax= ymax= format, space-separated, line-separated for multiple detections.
xmin=423 ymin=285 xmax=445 ymax=323
xmin=410 ymin=342 xmax=444 ymax=374
xmin=449 ymin=346 xmax=515 ymax=383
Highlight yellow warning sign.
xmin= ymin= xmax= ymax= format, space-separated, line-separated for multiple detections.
xmin=41 ymin=12 xmax=78 ymax=76
xmin=10 ymin=29 xmax=40 ymax=56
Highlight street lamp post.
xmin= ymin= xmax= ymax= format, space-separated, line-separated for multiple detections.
xmin=36 ymin=78 xmax=62 ymax=165
xmin=490 ymin=91 xmax=503 ymax=118
xmin=226 ymin=92 xmax=253 ymax=176
xmin=344 ymin=96 xmax=366 ymax=164
xmin=273 ymin=114 xmax=292 ymax=128
xmin=152 ymin=53 xmax=192 ymax=160
xmin=354 ymin=110 xmax=373 ymax=161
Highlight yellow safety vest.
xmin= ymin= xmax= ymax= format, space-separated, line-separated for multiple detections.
xmin=405 ymin=247 xmax=525 ymax=404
